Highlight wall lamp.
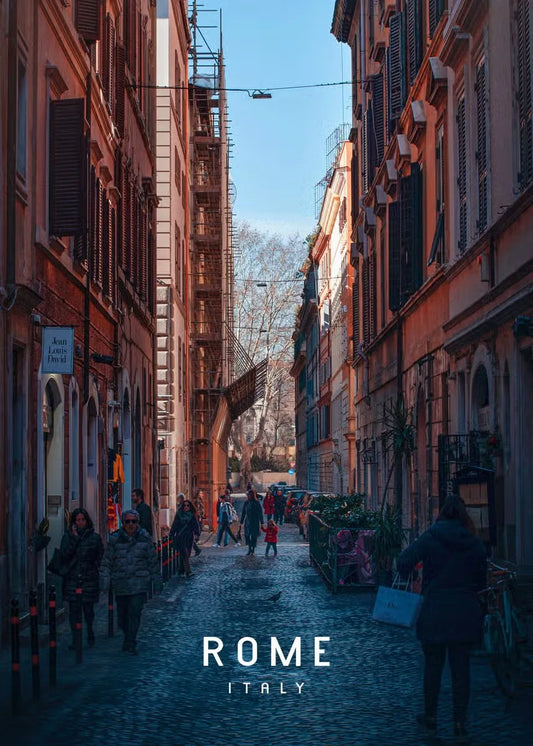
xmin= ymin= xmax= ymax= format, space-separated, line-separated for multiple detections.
xmin=250 ymin=90 xmax=272 ymax=100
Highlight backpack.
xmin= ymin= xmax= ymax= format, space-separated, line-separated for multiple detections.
xmin=226 ymin=502 xmax=238 ymax=523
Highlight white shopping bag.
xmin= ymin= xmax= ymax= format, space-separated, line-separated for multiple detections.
xmin=372 ymin=584 xmax=423 ymax=628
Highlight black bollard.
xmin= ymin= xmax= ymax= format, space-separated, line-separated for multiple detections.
xmin=169 ymin=541 xmax=173 ymax=578
xmin=11 ymin=599 xmax=21 ymax=714
xmin=74 ymin=574 xmax=83 ymax=663
xmin=157 ymin=539 xmax=162 ymax=574
xmin=107 ymin=585 xmax=114 ymax=637
xmin=29 ymin=589 xmax=40 ymax=700
xmin=48 ymin=585 xmax=57 ymax=686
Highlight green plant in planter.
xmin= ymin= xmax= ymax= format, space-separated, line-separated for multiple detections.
xmin=311 ymin=492 xmax=374 ymax=528
xmin=373 ymin=503 xmax=407 ymax=574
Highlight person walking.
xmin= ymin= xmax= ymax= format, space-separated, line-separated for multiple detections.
xmin=59 ymin=508 xmax=104 ymax=649
xmin=213 ymin=495 xmax=240 ymax=547
xmin=131 ymin=488 xmax=153 ymax=535
xmin=262 ymin=518 xmax=278 ymax=557
xmin=240 ymin=489 xmax=264 ymax=556
xmin=397 ymin=494 xmax=487 ymax=745
xmin=273 ymin=488 xmax=286 ymax=525
xmin=100 ymin=509 xmax=162 ymax=654
xmin=169 ymin=499 xmax=201 ymax=576
xmin=263 ymin=489 xmax=275 ymax=521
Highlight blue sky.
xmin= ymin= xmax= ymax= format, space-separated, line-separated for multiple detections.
xmin=200 ymin=0 xmax=351 ymax=238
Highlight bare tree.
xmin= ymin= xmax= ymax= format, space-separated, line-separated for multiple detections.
xmin=230 ymin=222 xmax=305 ymax=485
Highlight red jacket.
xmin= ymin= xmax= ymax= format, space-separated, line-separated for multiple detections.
xmin=262 ymin=524 xmax=278 ymax=543
xmin=263 ymin=494 xmax=275 ymax=514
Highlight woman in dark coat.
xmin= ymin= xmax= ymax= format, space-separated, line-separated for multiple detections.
xmin=397 ymin=495 xmax=487 ymax=744
xmin=240 ymin=490 xmax=264 ymax=556
xmin=60 ymin=508 xmax=104 ymax=648
xmin=169 ymin=499 xmax=201 ymax=577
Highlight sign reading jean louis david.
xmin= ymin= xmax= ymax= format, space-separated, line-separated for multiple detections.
xmin=41 ymin=326 xmax=74 ymax=374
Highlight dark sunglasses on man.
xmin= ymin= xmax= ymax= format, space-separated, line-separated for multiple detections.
xmin=124 ymin=519 xmax=138 ymax=525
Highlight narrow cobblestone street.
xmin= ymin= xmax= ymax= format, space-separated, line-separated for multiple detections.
xmin=1 ymin=509 xmax=532 ymax=746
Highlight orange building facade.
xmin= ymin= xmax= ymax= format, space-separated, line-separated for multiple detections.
xmin=0 ymin=0 xmax=158 ymax=634
xmin=329 ymin=0 xmax=533 ymax=571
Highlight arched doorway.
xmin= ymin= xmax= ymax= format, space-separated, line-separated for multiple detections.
xmin=43 ymin=379 xmax=64 ymax=554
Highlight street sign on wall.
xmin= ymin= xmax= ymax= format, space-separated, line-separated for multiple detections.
xmin=41 ymin=326 xmax=74 ymax=374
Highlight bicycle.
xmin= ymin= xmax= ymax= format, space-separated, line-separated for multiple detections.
xmin=479 ymin=560 xmax=528 ymax=697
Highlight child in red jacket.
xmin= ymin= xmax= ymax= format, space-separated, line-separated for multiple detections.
xmin=262 ymin=519 xmax=278 ymax=557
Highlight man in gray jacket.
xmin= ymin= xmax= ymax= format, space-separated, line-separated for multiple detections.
xmin=100 ymin=509 xmax=162 ymax=654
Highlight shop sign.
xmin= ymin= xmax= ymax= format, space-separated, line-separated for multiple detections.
xmin=41 ymin=326 xmax=74 ymax=374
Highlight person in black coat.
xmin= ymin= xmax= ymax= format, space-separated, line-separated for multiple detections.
xmin=240 ymin=490 xmax=264 ymax=556
xmin=132 ymin=488 xmax=153 ymax=535
xmin=60 ymin=508 xmax=104 ymax=648
xmin=397 ymin=495 xmax=487 ymax=744
xmin=169 ymin=500 xmax=201 ymax=576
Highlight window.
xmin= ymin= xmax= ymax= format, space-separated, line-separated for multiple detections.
xmin=475 ymin=54 xmax=489 ymax=235
xmin=178 ymin=337 xmax=182 ymax=402
xmin=516 ymin=0 xmax=532 ymax=189
xmin=17 ymin=58 xmax=27 ymax=179
xmin=49 ymin=98 xmax=85 ymax=237
xmin=428 ymin=124 xmax=446 ymax=266
xmin=456 ymin=91 xmax=468 ymax=252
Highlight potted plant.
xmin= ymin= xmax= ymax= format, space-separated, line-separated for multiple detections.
xmin=373 ymin=504 xmax=407 ymax=586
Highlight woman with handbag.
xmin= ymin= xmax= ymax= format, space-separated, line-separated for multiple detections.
xmin=169 ymin=499 xmax=201 ymax=577
xmin=59 ymin=508 xmax=104 ymax=649
xmin=397 ymin=494 xmax=486 ymax=745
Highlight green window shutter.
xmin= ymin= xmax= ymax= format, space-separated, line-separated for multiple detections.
xmin=352 ymin=267 xmax=360 ymax=356
xmin=517 ymin=0 xmax=533 ymax=189
xmin=407 ymin=0 xmax=423 ymax=86
xmin=362 ymin=256 xmax=370 ymax=345
xmin=75 ymin=0 xmax=102 ymax=44
xmin=457 ymin=95 xmax=468 ymax=252
xmin=369 ymin=250 xmax=377 ymax=339
xmin=429 ymin=0 xmax=445 ymax=38
xmin=388 ymin=201 xmax=401 ymax=311
xmin=49 ymin=98 xmax=85 ymax=237
xmin=371 ymin=72 xmax=385 ymax=163
xmin=362 ymin=107 xmax=369 ymax=193
xmin=389 ymin=12 xmax=406 ymax=122
xmin=476 ymin=58 xmax=489 ymax=234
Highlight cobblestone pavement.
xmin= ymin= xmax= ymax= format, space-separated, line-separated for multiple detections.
xmin=1 ymin=505 xmax=532 ymax=746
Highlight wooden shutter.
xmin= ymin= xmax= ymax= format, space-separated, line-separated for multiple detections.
xmin=388 ymin=200 xmax=401 ymax=311
xmin=371 ymin=72 xmax=385 ymax=164
xmin=389 ymin=12 xmax=406 ymax=122
xmin=115 ymin=43 xmax=125 ymax=137
xmin=102 ymin=194 xmax=110 ymax=297
xmin=49 ymin=98 xmax=85 ymax=236
xmin=102 ymin=14 xmax=115 ymax=110
xmin=429 ymin=0 xmax=445 ymax=38
xmin=517 ymin=0 xmax=532 ymax=188
xmin=140 ymin=205 xmax=147 ymax=302
xmin=476 ymin=58 xmax=489 ymax=234
xmin=352 ymin=268 xmax=360 ymax=358
xmin=457 ymin=95 xmax=468 ymax=251
xmin=407 ymin=0 xmax=423 ymax=86
xmin=362 ymin=108 xmax=369 ymax=194
xmin=123 ymin=168 xmax=131 ymax=277
xmin=75 ymin=0 xmax=102 ymax=43
xmin=369 ymin=250 xmax=377 ymax=340
xmin=362 ymin=257 xmax=370 ymax=345
xmin=408 ymin=163 xmax=423 ymax=292
xmin=399 ymin=163 xmax=423 ymax=298
xmin=132 ymin=188 xmax=139 ymax=289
